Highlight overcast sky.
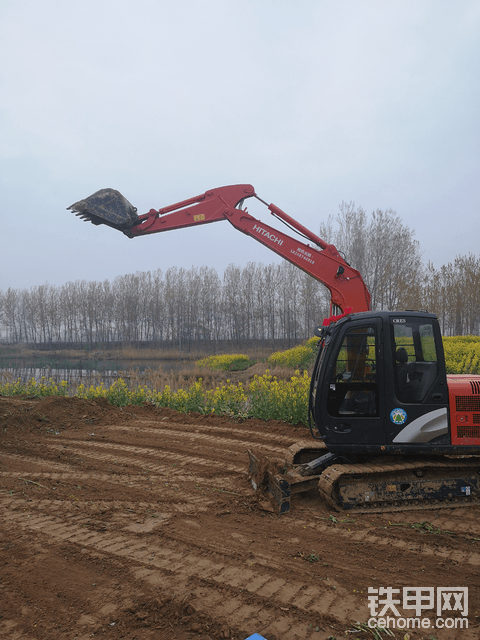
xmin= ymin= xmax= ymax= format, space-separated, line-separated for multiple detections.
xmin=1 ymin=0 xmax=479 ymax=291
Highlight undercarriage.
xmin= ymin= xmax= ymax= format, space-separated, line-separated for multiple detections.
xmin=248 ymin=444 xmax=480 ymax=514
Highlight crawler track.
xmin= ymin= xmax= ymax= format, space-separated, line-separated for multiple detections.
xmin=318 ymin=458 xmax=480 ymax=513
xmin=1 ymin=395 xmax=479 ymax=639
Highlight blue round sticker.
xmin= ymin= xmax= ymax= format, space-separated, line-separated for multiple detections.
xmin=390 ymin=408 xmax=407 ymax=425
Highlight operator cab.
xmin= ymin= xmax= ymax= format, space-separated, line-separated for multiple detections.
xmin=310 ymin=311 xmax=451 ymax=454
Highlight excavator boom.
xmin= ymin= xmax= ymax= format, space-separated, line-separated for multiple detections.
xmin=68 ymin=184 xmax=371 ymax=314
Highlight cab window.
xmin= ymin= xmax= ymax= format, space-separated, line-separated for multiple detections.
xmin=392 ymin=319 xmax=438 ymax=403
xmin=327 ymin=326 xmax=378 ymax=416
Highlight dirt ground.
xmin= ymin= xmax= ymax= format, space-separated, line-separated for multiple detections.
xmin=1 ymin=396 xmax=479 ymax=640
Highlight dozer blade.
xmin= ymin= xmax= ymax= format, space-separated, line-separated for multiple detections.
xmin=247 ymin=450 xmax=322 ymax=514
xmin=67 ymin=188 xmax=139 ymax=233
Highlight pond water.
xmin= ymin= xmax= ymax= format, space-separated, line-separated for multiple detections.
xmin=1 ymin=366 xmax=118 ymax=386
xmin=0 ymin=359 xmax=197 ymax=386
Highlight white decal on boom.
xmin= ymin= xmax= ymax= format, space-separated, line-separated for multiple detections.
xmin=290 ymin=249 xmax=315 ymax=265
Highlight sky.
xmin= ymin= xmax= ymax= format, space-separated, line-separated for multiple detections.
xmin=1 ymin=0 xmax=479 ymax=291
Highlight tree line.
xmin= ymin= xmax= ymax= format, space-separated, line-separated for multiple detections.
xmin=1 ymin=204 xmax=479 ymax=347
xmin=0 ymin=263 xmax=330 ymax=348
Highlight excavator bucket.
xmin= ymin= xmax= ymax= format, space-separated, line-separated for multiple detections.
xmin=67 ymin=188 xmax=139 ymax=233
xmin=247 ymin=450 xmax=293 ymax=514
xmin=247 ymin=449 xmax=324 ymax=514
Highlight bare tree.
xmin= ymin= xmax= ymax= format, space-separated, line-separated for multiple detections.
xmin=2 ymin=288 xmax=22 ymax=342
xmin=320 ymin=203 xmax=423 ymax=311
xmin=424 ymin=254 xmax=480 ymax=336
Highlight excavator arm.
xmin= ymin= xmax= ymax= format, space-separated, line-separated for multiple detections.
xmin=68 ymin=184 xmax=371 ymax=314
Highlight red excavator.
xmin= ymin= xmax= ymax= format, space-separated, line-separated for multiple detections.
xmin=68 ymin=184 xmax=480 ymax=513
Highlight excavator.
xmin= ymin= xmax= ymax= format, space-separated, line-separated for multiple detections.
xmin=68 ymin=184 xmax=480 ymax=513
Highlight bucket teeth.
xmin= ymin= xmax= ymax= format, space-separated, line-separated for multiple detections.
xmin=76 ymin=212 xmax=93 ymax=222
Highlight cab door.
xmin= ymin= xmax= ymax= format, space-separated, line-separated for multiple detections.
xmin=388 ymin=316 xmax=449 ymax=444
xmin=316 ymin=318 xmax=386 ymax=446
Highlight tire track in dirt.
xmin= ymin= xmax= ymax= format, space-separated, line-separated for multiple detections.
xmin=1 ymin=467 xmax=221 ymax=494
xmin=2 ymin=396 xmax=479 ymax=639
xmin=4 ymin=476 xmax=480 ymax=640
xmin=1 ymin=497 xmax=351 ymax=639
xmin=289 ymin=515 xmax=480 ymax=566
xmin=1 ymin=446 xmax=237 ymax=490
xmin=46 ymin=440 xmax=245 ymax=474
xmin=0 ymin=477 xmax=215 ymax=518
xmin=58 ymin=417 xmax=291 ymax=468
xmin=6 ymin=464 xmax=480 ymax=570
xmin=32 ymin=431 xmax=480 ymax=569
xmin=0 ymin=451 xmax=77 ymax=472
xmin=104 ymin=420 xmax=295 ymax=449
xmin=4 ymin=498 xmax=476 ymax=640
xmin=6 ymin=435 xmax=480 ymax=569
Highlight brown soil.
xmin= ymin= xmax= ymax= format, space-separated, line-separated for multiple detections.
xmin=1 ymin=395 xmax=479 ymax=640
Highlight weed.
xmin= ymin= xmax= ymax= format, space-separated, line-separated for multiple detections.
xmin=389 ymin=520 xmax=455 ymax=536
xmin=294 ymin=550 xmax=321 ymax=563
xmin=346 ymin=621 xmax=396 ymax=638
